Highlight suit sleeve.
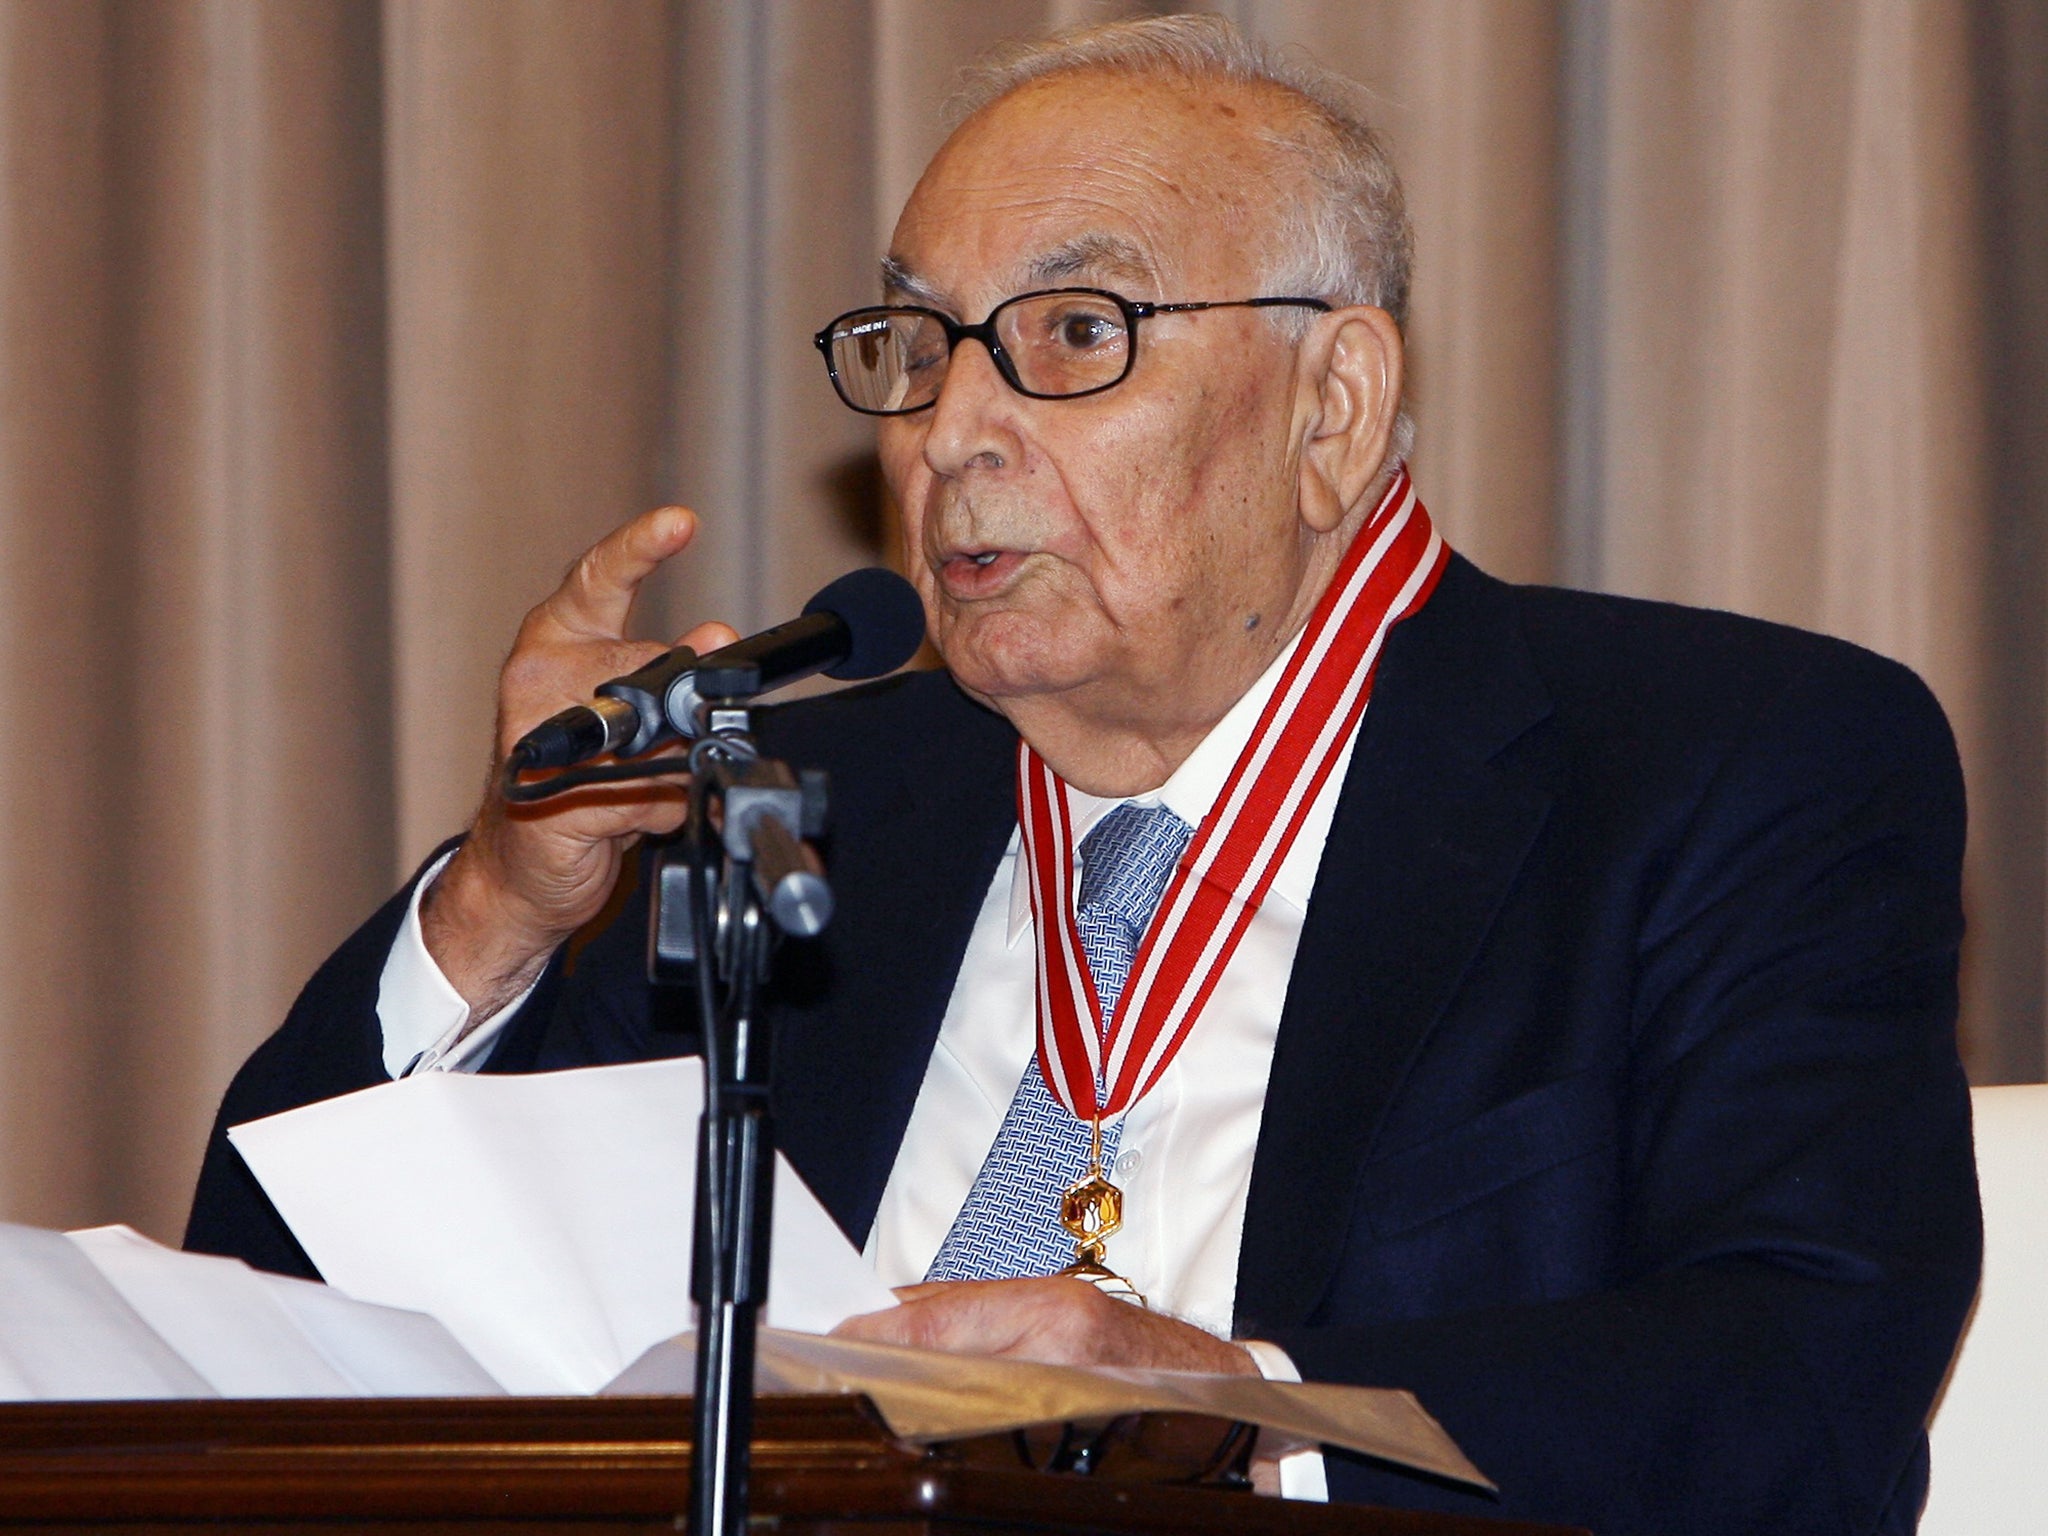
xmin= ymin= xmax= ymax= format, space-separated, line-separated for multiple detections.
xmin=1264 ymin=652 xmax=1979 ymax=1536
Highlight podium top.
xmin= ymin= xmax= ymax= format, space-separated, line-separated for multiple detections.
xmin=0 ymin=1394 xmax=1584 ymax=1535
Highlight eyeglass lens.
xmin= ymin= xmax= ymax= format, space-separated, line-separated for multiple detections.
xmin=826 ymin=291 xmax=1133 ymax=413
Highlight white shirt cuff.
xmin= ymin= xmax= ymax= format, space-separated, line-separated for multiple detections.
xmin=375 ymin=850 xmax=540 ymax=1079
xmin=1238 ymin=1339 xmax=1331 ymax=1502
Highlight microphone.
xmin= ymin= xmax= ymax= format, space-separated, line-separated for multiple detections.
xmin=509 ymin=566 xmax=926 ymax=771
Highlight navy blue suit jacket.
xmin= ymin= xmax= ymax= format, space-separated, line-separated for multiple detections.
xmin=188 ymin=557 xmax=1979 ymax=1535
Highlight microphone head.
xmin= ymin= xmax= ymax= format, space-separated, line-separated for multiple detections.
xmin=803 ymin=567 xmax=928 ymax=680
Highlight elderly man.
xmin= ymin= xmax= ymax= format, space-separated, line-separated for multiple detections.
xmin=188 ymin=16 xmax=1977 ymax=1535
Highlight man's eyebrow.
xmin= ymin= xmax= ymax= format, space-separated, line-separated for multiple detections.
xmin=879 ymin=235 xmax=1160 ymax=313
xmin=1024 ymin=233 xmax=1158 ymax=290
xmin=880 ymin=256 xmax=948 ymax=308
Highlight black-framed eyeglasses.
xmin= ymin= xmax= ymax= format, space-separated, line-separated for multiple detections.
xmin=813 ymin=287 xmax=1332 ymax=416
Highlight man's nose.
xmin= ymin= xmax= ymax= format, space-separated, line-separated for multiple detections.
xmin=919 ymin=336 xmax=1023 ymax=478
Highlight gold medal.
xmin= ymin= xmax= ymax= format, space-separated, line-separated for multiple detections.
xmin=1055 ymin=1116 xmax=1146 ymax=1305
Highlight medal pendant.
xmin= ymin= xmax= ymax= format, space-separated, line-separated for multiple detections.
xmin=1055 ymin=1121 xmax=1146 ymax=1306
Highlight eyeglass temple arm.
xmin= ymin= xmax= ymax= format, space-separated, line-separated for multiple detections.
xmin=1140 ymin=296 xmax=1334 ymax=317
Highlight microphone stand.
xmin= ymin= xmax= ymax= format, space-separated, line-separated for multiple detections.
xmin=646 ymin=700 xmax=831 ymax=1536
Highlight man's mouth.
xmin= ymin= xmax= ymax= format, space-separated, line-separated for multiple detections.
xmin=939 ymin=547 xmax=1025 ymax=596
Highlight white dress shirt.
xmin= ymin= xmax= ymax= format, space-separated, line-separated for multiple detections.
xmin=866 ymin=634 xmax=1352 ymax=1307
xmin=376 ymin=630 xmax=1354 ymax=1499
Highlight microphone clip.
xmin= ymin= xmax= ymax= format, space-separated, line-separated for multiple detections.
xmin=649 ymin=752 xmax=831 ymax=974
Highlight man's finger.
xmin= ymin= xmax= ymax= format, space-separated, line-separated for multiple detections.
xmin=548 ymin=506 xmax=701 ymax=637
xmin=677 ymin=619 xmax=742 ymax=653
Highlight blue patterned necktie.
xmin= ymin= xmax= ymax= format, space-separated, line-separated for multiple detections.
xmin=925 ymin=802 xmax=1195 ymax=1282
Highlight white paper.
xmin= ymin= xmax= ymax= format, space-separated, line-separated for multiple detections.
xmin=252 ymin=1262 xmax=509 ymax=1396
xmin=0 ymin=1222 xmax=213 ymax=1399
xmin=65 ymin=1225 xmax=502 ymax=1398
xmin=228 ymin=1058 xmax=896 ymax=1394
xmin=0 ymin=1214 xmax=1486 ymax=1487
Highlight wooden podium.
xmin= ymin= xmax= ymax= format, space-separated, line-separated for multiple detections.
xmin=0 ymin=1395 xmax=1585 ymax=1535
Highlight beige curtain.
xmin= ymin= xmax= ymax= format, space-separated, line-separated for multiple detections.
xmin=0 ymin=1 xmax=396 ymax=1238
xmin=0 ymin=0 xmax=2038 ymax=1244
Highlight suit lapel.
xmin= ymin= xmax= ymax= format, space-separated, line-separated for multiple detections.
xmin=1235 ymin=558 xmax=1556 ymax=1334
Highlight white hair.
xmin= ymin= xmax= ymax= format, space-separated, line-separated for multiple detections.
xmin=954 ymin=14 xmax=1417 ymax=463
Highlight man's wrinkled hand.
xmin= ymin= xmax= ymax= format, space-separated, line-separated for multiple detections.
xmin=831 ymin=1276 xmax=1260 ymax=1375
xmin=835 ymin=1278 xmax=1296 ymax=1491
xmin=422 ymin=506 xmax=741 ymax=1018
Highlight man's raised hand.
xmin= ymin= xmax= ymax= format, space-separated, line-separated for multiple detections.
xmin=421 ymin=507 xmax=740 ymax=1019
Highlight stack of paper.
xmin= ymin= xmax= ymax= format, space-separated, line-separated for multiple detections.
xmin=0 ymin=1059 xmax=1489 ymax=1490
xmin=0 ymin=1223 xmax=497 ymax=1398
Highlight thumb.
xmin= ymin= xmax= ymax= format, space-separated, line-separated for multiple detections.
xmin=677 ymin=620 xmax=742 ymax=652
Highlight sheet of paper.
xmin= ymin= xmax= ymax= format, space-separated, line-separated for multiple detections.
xmin=0 ymin=1222 xmax=213 ymax=1400
xmin=250 ymin=1260 xmax=508 ymax=1396
xmin=608 ymin=1328 xmax=1492 ymax=1490
xmin=229 ymin=1058 xmax=896 ymax=1394
xmin=66 ymin=1225 xmax=503 ymax=1398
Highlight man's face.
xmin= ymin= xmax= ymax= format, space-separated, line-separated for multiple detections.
xmin=878 ymin=73 xmax=1326 ymax=776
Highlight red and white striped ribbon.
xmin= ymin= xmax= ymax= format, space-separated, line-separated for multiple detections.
xmin=1018 ymin=468 xmax=1448 ymax=1120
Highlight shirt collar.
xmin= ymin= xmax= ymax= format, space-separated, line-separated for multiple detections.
xmin=1006 ymin=625 xmax=1341 ymax=944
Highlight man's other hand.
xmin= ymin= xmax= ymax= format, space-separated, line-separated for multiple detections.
xmin=836 ymin=1279 xmax=1297 ymax=1492
xmin=422 ymin=506 xmax=740 ymax=1018
xmin=832 ymin=1277 xmax=1260 ymax=1375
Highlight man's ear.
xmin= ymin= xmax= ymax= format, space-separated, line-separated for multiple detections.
xmin=1296 ymin=307 xmax=1403 ymax=534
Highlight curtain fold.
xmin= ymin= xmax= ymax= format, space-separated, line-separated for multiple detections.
xmin=0 ymin=0 xmax=2037 ymax=1242
xmin=1970 ymin=0 xmax=2048 ymax=1085
xmin=0 ymin=0 xmax=124 ymax=1232
xmin=385 ymin=0 xmax=676 ymax=858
